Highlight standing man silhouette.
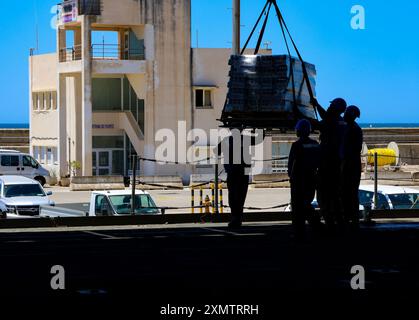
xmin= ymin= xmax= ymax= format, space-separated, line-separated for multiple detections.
xmin=312 ymin=98 xmax=347 ymax=230
xmin=288 ymin=119 xmax=321 ymax=238
xmin=342 ymin=105 xmax=363 ymax=228
xmin=217 ymin=129 xmax=264 ymax=229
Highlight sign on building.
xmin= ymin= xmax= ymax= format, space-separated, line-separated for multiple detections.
xmin=60 ymin=0 xmax=78 ymax=24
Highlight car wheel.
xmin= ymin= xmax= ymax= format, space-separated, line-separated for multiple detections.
xmin=35 ymin=176 xmax=46 ymax=187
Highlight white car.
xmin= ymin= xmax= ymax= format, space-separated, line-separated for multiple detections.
xmin=0 ymin=176 xmax=55 ymax=216
xmin=359 ymin=185 xmax=419 ymax=210
xmin=0 ymin=201 xmax=6 ymax=218
xmin=89 ymin=190 xmax=161 ymax=216
xmin=284 ymin=185 xmax=419 ymax=212
xmin=0 ymin=150 xmax=50 ymax=186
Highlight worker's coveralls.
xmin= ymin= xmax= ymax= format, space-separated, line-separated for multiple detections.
xmin=288 ymin=137 xmax=321 ymax=235
xmin=317 ymin=110 xmax=347 ymax=228
xmin=342 ymin=120 xmax=363 ymax=226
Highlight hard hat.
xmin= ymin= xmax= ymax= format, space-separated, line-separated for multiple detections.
xmin=295 ymin=119 xmax=311 ymax=137
xmin=345 ymin=105 xmax=361 ymax=120
xmin=329 ymin=98 xmax=347 ymax=115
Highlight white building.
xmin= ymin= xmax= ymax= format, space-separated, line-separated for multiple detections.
xmin=29 ymin=0 xmax=289 ymax=182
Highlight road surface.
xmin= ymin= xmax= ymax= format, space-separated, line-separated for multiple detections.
xmin=0 ymin=221 xmax=419 ymax=316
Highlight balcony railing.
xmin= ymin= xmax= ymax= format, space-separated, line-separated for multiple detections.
xmin=58 ymin=44 xmax=146 ymax=63
xmin=272 ymin=158 xmax=288 ymax=173
xmin=91 ymin=44 xmax=145 ymax=61
xmin=59 ymin=45 xmax=82 ymax=62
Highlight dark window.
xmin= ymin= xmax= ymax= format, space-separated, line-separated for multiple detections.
xmin=195 ymin=90 xmax=204 ymax=107
xmin=92 ymin=78 xmax=122 ymax=111
xmin=1 ymin=155 xmax=19 ymax=167
xmin=195 ymin=89 xmax=212 ymax=108
xmin=93 ymin=136 xmax=124 ymax=149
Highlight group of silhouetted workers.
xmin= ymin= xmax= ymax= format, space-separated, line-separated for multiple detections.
xmin=218 ymin=98 xmax=363 ymax=238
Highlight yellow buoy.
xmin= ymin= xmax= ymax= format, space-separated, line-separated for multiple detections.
xmin=367 ymin=148 xmax=397 ymax=166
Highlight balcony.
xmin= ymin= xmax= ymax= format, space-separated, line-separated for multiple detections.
xmin=91 ymin=43 xmax=145 ymax=61
xmin=58 ymin=42 xmax=146 ymax=75
xmin=59 ymin=45 xmax=82 ymax=63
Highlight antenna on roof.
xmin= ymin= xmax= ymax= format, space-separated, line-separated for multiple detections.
xmin=33 ymin=0 xmax=39 ymax=53
xmin=263 ymin=41 xmax=272 ymax=50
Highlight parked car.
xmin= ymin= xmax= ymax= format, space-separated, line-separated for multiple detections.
xmin=0 ymin=150 xmax=50 ymax=186
xmin=284 ymin=185 xmax=419 ymax=212
xmin=89 ymin=190 xmax=161 ymax=216
xmin=359 ymin=185 xmax=419 ymax=210
xmin=0 ymin=201 xmax=6 ymax=218
xmin=0 ymin=176 xmax=55 ymax=216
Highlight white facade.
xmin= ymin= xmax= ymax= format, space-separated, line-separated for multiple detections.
xmin=30 ymin=0 xmax=287 ymax=182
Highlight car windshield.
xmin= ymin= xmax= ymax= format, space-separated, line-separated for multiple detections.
xmin=4 ymin=184 xmax=45 ymax=198
xmin=108 ymin=194 xmax=158 ymax=214
xmin=359 ymin=190 xmax=389 ymax=209
xmin=388 ymin=193 xmax=419 ymax=210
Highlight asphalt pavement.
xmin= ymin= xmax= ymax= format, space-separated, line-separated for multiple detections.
xmin=1 ymin=221 xmax=419 ymax=316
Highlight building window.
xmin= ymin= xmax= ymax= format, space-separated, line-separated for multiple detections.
xmin=33 ymin=146 xmax=40 ymax=161
xmin=271 ymin=142 xmax=290 ymax=173
xmin=39 ymin=147 xmax=46 ymax=164
xmin=32 ymin=91 xmax=57 ymax=112
xmin=51 ymin=92 xmax=57 ymax=110
xmin=195 ymin=89 xmax=213 ymax=108
xmin=47 ymin=148 xmax=53 ymax=165
xmin=92 ymin=78 xmax=122 ymax=111
xmin=45 ymin=92 xmax=51 ymax=110
xmin=32 ymin=93 xmax=38 ymax=111
xmin=39 ymin=93 xmax=44 ymax=111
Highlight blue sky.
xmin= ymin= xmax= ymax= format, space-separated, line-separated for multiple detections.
xmin=1 ymin=0 xmax=418 ymax=123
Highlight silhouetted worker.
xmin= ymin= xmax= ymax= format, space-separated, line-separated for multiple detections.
xmin=288 ymin=119 xmax=321 ymax=238
xmin=217 ymin=129 xmax=264 ymax=228
xmin=342 ymin=105 xmax=363 ymax=228
xmin=311 ymin=98 xmax=347 ymax=230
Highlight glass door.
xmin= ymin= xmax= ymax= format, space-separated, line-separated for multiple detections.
xmin=92 ymin=150 xmax=112 ymax=176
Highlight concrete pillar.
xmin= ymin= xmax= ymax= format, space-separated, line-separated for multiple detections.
xmin=58 ymin=27 xmax=66 ymax=62
xmin=144 ymin=62 xmax=156 ymax=176
xmin=81 ymin=15 xmax=93 ymax=176
xmin=58 ymin=74 xmax=68 ymax=177
xmin=74 ymin=27 xmax=82 ymax=59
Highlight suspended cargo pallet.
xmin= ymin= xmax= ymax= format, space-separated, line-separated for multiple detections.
xmin=220 ymin=55 xmax=317 ymax=129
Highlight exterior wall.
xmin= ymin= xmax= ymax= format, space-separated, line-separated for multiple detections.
xmin=96 ymin=0 xmax=140 ymax=26
xmin=30 ymin=54 xmax=59 ymax=175
xmin=30 ymin=54 xmax=57 ymax=91
xmin=192 ymin=48 xmax=273 ymax=175
xmin=32 ymin=0 xmax=281 ymax=180
xmin=139 ymin=0 xmax=193 ymax=180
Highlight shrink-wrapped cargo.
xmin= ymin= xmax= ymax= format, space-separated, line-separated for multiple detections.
xmin=221 ymin=55 xmax=317 ymax=128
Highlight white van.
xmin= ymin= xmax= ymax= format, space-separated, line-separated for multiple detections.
xmin=0 ymin=150 xmax=50 ymax=186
